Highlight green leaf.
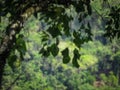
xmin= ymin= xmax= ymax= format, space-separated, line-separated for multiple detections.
xmin=62 ymin=48 xmax=70 ymax=64
xmin=72 ymin=49 xmax=80 ymax=68
xmin=56 ymin=38 xmax=59 ymax=45
xmin=62 ymin=18 xmax=71 ymax=36
xmin=40 ymin=31 xmax=49 ymax=42
xmin=73 ymin=31 xmax=83 ymax=46
xmin=8 ymin=55 xmax=17 ymax=69
xmin=64 ymin=26 xmax=70 ymax=36
xmin=49 ymin=43 xmax=59 ymax=57
xmin=72 ymin=57 xmax=79 ymax=68
xmin=47 ymin=26 xmax=61 ymax=38
xmin=63 ymin=56 xmax=71 ymax=64
xmin=16 ymin=34 xmax=26 ymax=55
xmin=73 ymin=49 xmax=80 ymax=59
xmin=62 ymin=48 xmax=69 ymax=56
xmin=73 ymin=38 xmax=82 ymax=48
xmin=39 ymin=47 xmax=50 ymax=57
xmin=87 ymin=4 xmax=92 ymax=15
xmin=75 ymin=1 xmax=84 ymax=12
xmin=87 ymin=22 xmax=91 ymax=30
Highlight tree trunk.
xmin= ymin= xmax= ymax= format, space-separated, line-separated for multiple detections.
xmin=0 ymin=5 xmax=43 ymax=89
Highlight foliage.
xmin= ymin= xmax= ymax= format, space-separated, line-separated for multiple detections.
xmin=0 ymin=0 xmax=120 ymax=90
xmin=105 ymin=4 xmax=120 ymax=39
xmin=0 ymin=0 xmax=119 ymax=68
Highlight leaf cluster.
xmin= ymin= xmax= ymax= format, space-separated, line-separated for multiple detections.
xmin=105 ymin=6 xmax=120 ymax=39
